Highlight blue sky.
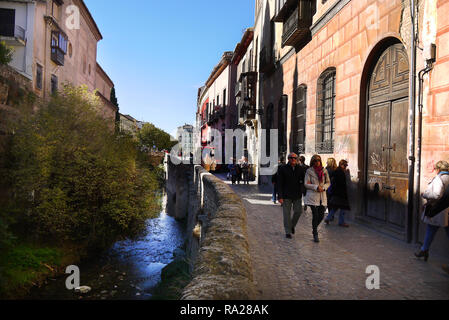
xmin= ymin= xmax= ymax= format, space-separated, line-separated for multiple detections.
xmin=84 ymin=0 xmax=255 ymax=137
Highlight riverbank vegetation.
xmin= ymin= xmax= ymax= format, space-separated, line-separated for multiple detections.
xmin=0 ymin=86 xmax=162 ymax=298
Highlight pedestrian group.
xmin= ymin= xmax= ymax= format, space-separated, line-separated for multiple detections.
xmin=272 ymin=154 xmax=449 ymax=274
xmin=227 ymin=156 xmax=251 ymax=185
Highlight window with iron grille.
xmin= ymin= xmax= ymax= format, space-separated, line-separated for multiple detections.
xmin=265 ymin=103 xmax=274 ymax=155
xmin=316 ymin=68 xmax=336 ymax=154
xmin=278 ymin=95 xmax=288 ymax=157
xmin=293 ymin=85 xmax=307 ymax=154
xmin=36 ymin=64 xmax=43 ymax=90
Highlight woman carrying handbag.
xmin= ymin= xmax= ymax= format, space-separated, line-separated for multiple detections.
xmin=415 ymin=160 xmax=449 ymax=264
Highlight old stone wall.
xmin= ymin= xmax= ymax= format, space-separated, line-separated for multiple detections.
xmin=176 ymin=164 xmax=256 ymax=300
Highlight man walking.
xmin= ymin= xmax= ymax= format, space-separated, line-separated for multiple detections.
xmin=278 ymin=153 xmax=306 ymax=239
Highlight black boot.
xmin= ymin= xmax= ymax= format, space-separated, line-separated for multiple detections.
xmin=313 ymin=232 xmax=319 ymax=243
xmin=414 ymin=250 xmax=429 ymax=262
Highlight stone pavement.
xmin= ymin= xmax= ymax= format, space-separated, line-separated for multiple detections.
xmin=215 ymin=173 xmax=449 ymax=300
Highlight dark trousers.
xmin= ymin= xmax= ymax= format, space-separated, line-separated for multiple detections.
xmin=310 ymin=205 xmax=326 ymax=235
xmin=272 ymin=184 xmax=278 ymax=202
xmin=242 ymin=171 xmax=249 ymax=184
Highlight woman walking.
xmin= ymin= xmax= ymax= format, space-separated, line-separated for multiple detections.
xmin=304 ymin=155 xmax=331 ymax=242
xmin=325 ymin=159 xmax=350 ymax=227
xmin=325 ymin=158 xmax=338 ymax=216
xmin=415 ymin=160 xmax=449 ymax=262
xmin=326 ymin=158 xmax=338 ymax=178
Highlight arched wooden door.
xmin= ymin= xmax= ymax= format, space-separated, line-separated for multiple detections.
xmin=365 ymin=43 xmax=409 ymax=229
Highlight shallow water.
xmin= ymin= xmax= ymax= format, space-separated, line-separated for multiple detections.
xmin=26 ymin=194 xmax=186 ymax=300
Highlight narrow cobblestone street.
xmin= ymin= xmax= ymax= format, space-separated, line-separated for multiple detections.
xmin=216 ymin=174 xmax=449 ymax=300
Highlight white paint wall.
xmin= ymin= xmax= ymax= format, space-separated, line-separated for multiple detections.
xmin=0 ymin=1 xmax=35 ymax=79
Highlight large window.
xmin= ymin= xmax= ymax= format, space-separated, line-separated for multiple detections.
xmin=293 ymin=85 xmax=307 ymax=154
xmin=265 ymin=103 xmax=274 ymax=155
xmin=316 ymin=68 xmax=336 ymax=154
xmin=0 ymin=8 xmax=15 ymax=37
xmin=51 ymin=31 xmax=68 ymax=66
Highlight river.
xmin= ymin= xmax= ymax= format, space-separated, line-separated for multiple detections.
xmin=27 ymin=193 xmax=187 ymax=300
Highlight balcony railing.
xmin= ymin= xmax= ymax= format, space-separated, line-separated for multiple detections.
xmin=274 ymin=0 xmax=297 ymax=22
xmin=240 ymin=72 xmax=257 ymax=107
xmin=281 ymin=1 xmax=313 ymax=48
xmin=293 ymin=143 xmax=305 ymax=154
xmin=51 ymin=46 xmax=65 ymax=66
xmin=259 ymin=46 xmax=276 ymax=74
xmin=315 ymin=140 xmax=334 ymax=154
xmin=0 ymin=24 xmax=26 ymax=45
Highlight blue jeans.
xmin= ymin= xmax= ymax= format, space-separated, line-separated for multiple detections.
xmin=272 ymin=184 xmax=278 ymax=202
xmin=326 ymin=208 xmax=346 ymax=225
xmin=421 ymin=224 xmax=449 ymax=251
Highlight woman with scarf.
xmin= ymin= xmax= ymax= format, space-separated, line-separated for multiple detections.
xmin=304 ymin=154 xmax=331 ymax=242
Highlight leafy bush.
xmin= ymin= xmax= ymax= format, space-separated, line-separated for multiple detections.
xmin=1 ymin=85 xmax=161 ymax=249
xmin=0 ymin=41 xmax=13 ymax=66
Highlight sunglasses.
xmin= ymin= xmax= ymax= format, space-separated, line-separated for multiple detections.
xmin=289 ymin=157 xmax=298 ymax=160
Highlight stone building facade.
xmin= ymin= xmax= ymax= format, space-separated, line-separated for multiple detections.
xmin=248 ymin=0 xmax=448 ymax=256
xmin=197 ymin=51 xmax=237 ymax=168
xmin=0 ymin=0 xmax=117 ymax=123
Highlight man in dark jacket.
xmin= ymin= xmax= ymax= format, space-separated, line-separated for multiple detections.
xmin=278 ymin=153 xmax=306 ymax=238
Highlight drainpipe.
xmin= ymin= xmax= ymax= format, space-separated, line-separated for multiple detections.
xmin=415 ymin=56 xmax=435 ymax=242
xmin=407 ymin=0 xmax=417 ymax=243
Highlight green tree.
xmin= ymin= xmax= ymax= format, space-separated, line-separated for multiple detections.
xmin=0 ymin=42 xmax=13 ymax=66
xmin=138 ymin=122 xmax=177 ymax=151
xmin=1 ymin=85 xmax=161 ymax=249
xmin=110 ymin=87 xmax=120 ymax=132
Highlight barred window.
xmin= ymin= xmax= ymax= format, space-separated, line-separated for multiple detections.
xmin=316 ymin=68 xmax=336 ymax=154
xmin=265 ymin=103 xmax=274 ymax=155
xmin=278 ymin=95 xmax=288 ymax=157
xmin=293 ymin=85 xmax=307 ymax=154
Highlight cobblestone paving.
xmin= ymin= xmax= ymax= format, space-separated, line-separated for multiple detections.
xmin=216 ymin=174 xmax=449 ymax=300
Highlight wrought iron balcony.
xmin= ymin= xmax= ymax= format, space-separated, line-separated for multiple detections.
xmin=239 ymin=99 xmax=256 ymax=125
xmin=0 ymin=24 xmax=26 ymax=45
xmin=259 ymin=46 xmax=276 ymax=74
xmin=51 ymin=46 xmax=65 ymax=66
xmin=239 ymin=71 xmax=257 ymax=108
xmin=274 ymin=0 xmax=298 ymax=22
xmin=282 ymin=1 xmax=313 ymax=48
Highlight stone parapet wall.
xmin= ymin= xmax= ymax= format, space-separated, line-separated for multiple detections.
xmin=181 ymin=165 xmax=256 ymax=300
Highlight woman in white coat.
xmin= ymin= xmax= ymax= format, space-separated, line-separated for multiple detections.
xmin=304 ymin=154 xmax=331 ymax=242
xmin=415 ymin=160 xmax=449 ymax=264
